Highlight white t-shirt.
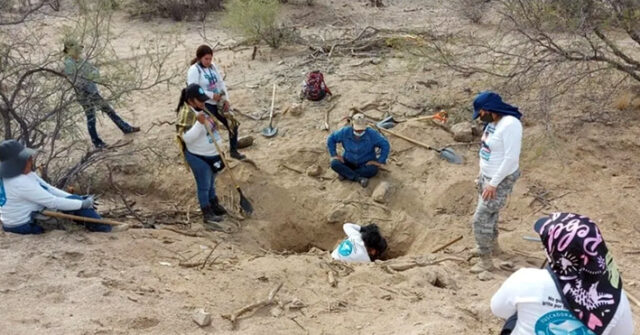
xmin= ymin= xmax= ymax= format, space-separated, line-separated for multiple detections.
xmin=0 ymin=173 xmax=83 ymax=227
xmin=479 ymin=115 xmax=522 ymax=187
xmin=491 ymin=268 xmax=634 ymax=335
xmin=331 ymin=223 xmax=371 ymax=263
xmin=187 ymin=63 xmax=229 ymax=104
xmin=181 ymin=107 xmax=222 ymax=157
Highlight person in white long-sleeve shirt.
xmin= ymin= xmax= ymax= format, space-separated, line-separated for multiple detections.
xmin=470 ymin=91 xmax=523 ymax=273
xmin=187 ymin=44 xmax=245 ymax=160
xmin=331 ymin=223 xmax=387 ymax=263
xmin=491 ymin=213 xmax=634 ymax=335
xmin=0 ymin=140 xmax=117 ymax=234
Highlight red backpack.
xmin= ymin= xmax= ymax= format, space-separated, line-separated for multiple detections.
xmin=303 ymin=71 xmax=332 ymax=101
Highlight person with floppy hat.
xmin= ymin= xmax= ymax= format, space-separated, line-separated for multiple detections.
xmin=469 ymin=91 xmax=523 ymax=273
xmin=0 ymin=140 xmax=122 ymax=234
xmin=175 ymin=84 xmax=230 ymax=232
xmin=326 ymin=113 xmax=390 ymax=188
xmin=63 ymin=39 xmax=140 ymax=149
xmin=491 ymin=213 xmax=634 ymax=335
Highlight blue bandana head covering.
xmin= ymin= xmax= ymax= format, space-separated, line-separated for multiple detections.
xmin=472 ymin=91 xmax=522 ymax=120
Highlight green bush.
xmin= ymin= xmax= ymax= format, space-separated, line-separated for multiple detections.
xmin=224 ymin=0 xmax=291 ymax=48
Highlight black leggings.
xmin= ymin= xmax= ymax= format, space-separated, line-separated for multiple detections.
xmin=205 ymin=102 xmax=239 ymax=151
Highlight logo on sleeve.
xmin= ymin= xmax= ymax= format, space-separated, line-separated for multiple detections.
xmin=535 ymin=310 xmax=595 ymax=335
xmin=337 ymin=240 xmax=354 ymax=256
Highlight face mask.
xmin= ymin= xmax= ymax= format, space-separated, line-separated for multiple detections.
xmin=353 ymin=130 xmax=364 ymax=137
xmin=480 ymin=113 xmax=494 ymax=123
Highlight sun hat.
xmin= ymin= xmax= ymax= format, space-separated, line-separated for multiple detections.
xmin=352 ymin=113 xmax=367 ymax=131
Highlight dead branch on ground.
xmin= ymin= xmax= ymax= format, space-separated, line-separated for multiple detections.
xmin=222 ymin=283 xmax=284 ymax=330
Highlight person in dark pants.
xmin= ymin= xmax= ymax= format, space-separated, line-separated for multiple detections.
xmin=175 ymin=84 xmax=231 ymax=232
xmin=326 ymin=113 xmax=390 ymax=188
xmin=187 ymin=45 xmax=245 ymax=160
xmin=63 ymin=39 xmax=140 ymax=148
xmin=0 ymin=140 xmax=125 ymax=234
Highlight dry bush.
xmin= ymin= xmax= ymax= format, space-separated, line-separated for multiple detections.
xmin=125 ymin=0 xmax=223 ymax=21
xmin=455 ymin=0 xmax=488 ymax=23
xmin=224 ymin=0 xmax=297 ymax=48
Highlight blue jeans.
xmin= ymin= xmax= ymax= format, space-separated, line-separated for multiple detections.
xmin=185 ymin=151 xmax=221 ymax=209
xmin=78 ymin=91 xmax=134 ymax=146
xmin=1 ymin=195 xmax=111 ymax=235
xmin=330 ymin=159 xmax=379 ymax=181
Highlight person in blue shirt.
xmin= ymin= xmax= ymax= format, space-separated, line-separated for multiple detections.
xmin=326 ymin=113 xmax=390 ymax=188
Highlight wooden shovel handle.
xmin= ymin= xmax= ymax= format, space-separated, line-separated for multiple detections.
xmin=41 ymin=210 xmax=125 ymax=226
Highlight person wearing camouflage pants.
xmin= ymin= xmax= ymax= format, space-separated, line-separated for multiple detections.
xmin=470 ymin=91 xmax=523 ymax=273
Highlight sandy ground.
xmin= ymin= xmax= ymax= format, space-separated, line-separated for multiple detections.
xmin=1 ymin=0 xmax=639 ymax=334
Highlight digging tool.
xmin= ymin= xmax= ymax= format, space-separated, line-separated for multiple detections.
xmin=202 ymin=107 xmax=254 ymax=215
xmin=261 ymin=84 xmax=278 ymax=138
xmin=374 ymin=125 xmax=463 ymax=164
xmin=41 ymin=210 xmax=127 ymax=226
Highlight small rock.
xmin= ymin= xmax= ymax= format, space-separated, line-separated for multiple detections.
xmin=499 ymin=261 xmax=514 ymax=271
xmin=288 ymin=103 xmax=303 ymax=117
xmin=237 ymin=135 xmax=254 ymax=149
xmin=306 ymin=164 xmax=322 ymax=177
xmin=270 ymin=306 xmax=283 ymax=317
xmin=327 ymin=204 xmax=349 ymax=224
xmin=372 ymin=181 xmax=391 ymax=203
xmin=451 ymin=122 xmax=474 ymax=143
xmin=477 ymin=271 xmax=494 ymax=281
xmin=192 ymin=308 xmax=212 ymax=327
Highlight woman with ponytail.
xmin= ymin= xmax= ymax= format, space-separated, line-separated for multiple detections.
xmin=187 ymin=45 xmax=245 ymax=160
xmin=175 ymin=84 xmax=231 ymax=232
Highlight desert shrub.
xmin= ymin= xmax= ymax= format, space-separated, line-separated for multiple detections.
xmin=224 ymin=0 xmax=294 ymax=48
xmin=455 ymin=0 xmax=488 ymax=23
xmin=125 ymin=0 xmax=223 ymax=21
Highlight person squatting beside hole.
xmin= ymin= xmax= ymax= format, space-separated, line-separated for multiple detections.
xmin=491 ymin=213 xmax=634 ymax=335
xmin=63 ymin=39 xmax=140 ymax=149
xmin=326 ymin=113 xmax=390 ymax=188
xmin=331 ymin=223 xmax=388 ymax=263
xmin=469 ymin=91 xmax=523 ymax=274
xmin=0 ymin=140 xmax=128 ymax=234
xmin=175 ymin=84 xmax=234 ymax=233
xmin=187 ymin=45 xmax=246 ymax=161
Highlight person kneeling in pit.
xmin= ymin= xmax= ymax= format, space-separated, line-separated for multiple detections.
xmin=326 ymin=113 xmax=390 ymax=188
xmin=0 ymin=140 xmax=127 ymax=234
xmin=331 ymin=223 xmax=387 ymax=263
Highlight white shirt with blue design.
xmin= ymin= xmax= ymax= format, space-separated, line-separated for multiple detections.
xmin=491 ymin=268 xmax=634 ymax=335
xmin=479 ymin=115 xmax=522 ymax=187
xmin=331 ymin=223 xmax=371 ymax=263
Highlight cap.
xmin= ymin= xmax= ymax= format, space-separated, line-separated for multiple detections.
xmin=185 ymin=84 xmax=209 ymax=102
xmin=352 ymin=113 xmax=367 ymax=131
xmin=0 ymin=140 xmax=36 ymax=178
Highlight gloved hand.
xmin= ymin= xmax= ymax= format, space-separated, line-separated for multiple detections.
xmin=81 ymin=196 xmax=95 ymax=209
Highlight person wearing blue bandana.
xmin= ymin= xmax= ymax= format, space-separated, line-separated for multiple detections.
xmin=469 ymin=91 xmax=523 ymax=273
xmin=326 ymin=113 xmax=390 ymax=188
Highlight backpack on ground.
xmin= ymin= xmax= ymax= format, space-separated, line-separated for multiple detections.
xmin=302 ymin=70 xmax=332 ymax=101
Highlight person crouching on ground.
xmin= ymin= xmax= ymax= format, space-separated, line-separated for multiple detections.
xmin=469 ymin=91 xmax=523 ymax=273
xmin=326 ymin=113 xmax=390 ymax=188
xmin=175 ymin=84 xmax=230 ymax=232
xmin=187 ymin=45 xmax=245 ymax=160
xmin=0 ymin=140 xmax=124 ymax=234
xmin=331 ymin=223 xmax=387 ymax=263
xmin=491 ymin=213 xmax=634 ymax=335
xmin=63 ymin=39 xmax=140 ymax=149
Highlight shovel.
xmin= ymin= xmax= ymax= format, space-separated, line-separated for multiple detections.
xmin=375 ymin=126 xmax=463 ymax=164
xmin=261 ymin=84 xmax=278 ymax=138
xmin=203 ymin=107 xmax=254 ymax=215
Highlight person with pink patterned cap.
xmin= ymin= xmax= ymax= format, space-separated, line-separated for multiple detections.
xmin=491 ymin=213 xmax=634 ymax=335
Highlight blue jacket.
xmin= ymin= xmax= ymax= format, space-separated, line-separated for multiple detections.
xmin=327 ymin=126 xmax=390 ymax=166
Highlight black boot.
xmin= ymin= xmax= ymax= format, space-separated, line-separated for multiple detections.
xmin=229 ymin=126 xmax=246 ymax=160
xmin=210 ymin=197 xmax=227 ymax=216
xmin=202 ymin=206 xmax=223 ymax=228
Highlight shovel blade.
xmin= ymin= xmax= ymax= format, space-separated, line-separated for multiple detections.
xmin=439 ymin=147 xmax=463 ymax=164
xmin=237 ymin=188 xmax=253 ymax=215
xmin=261 ymin=127 xmax=278 ymax=138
